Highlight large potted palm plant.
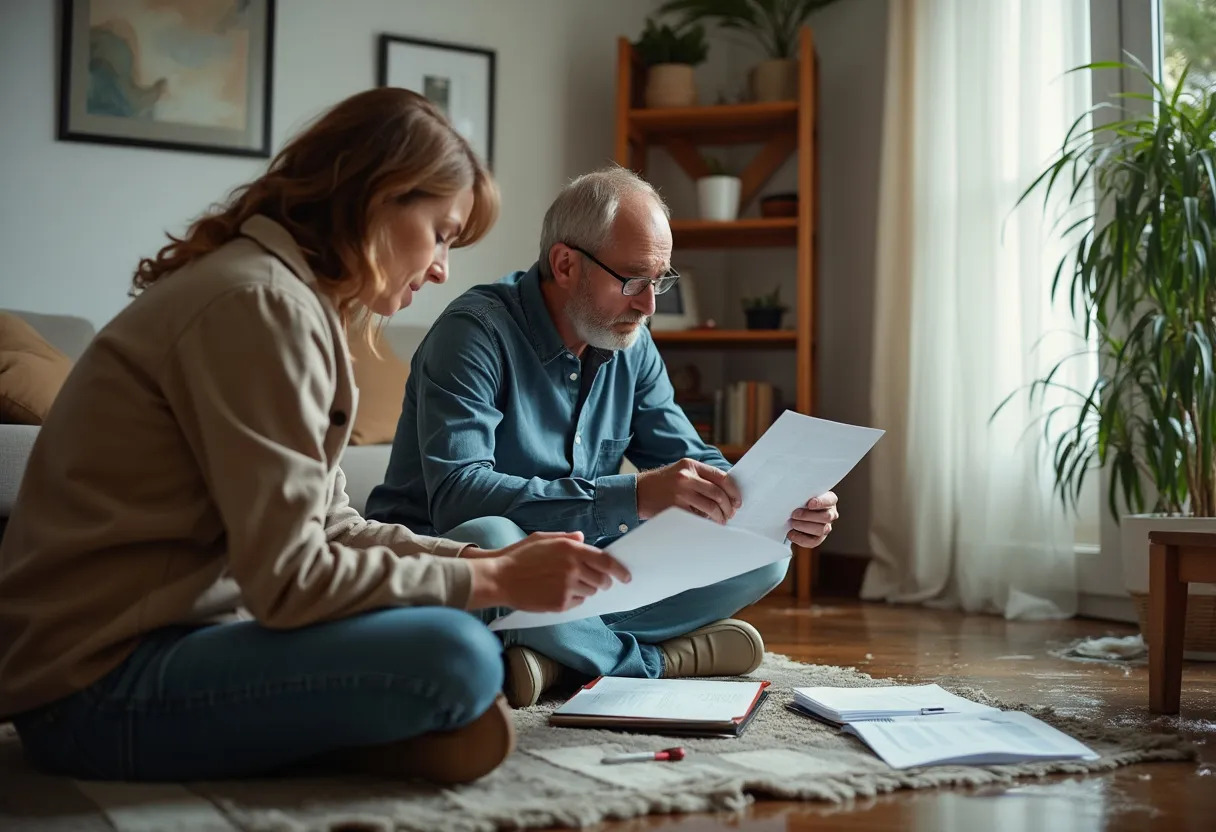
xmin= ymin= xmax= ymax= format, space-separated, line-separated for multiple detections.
xmin=657 ymin=0 xmax=844 ymax=102
xmin=1016 ymin=63 xmax=1216 ymax=658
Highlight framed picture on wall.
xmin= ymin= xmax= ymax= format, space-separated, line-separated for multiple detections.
xmin=58 ymin=0 xmax=275 ymax=158
xmin=649 ymin=268 xmax=700 ymax=331
xmin=378 ymin=34 xmax=496 ymax=168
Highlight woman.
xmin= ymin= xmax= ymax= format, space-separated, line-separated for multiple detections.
xmin=0 ymin=88 xmax=628 ymax=785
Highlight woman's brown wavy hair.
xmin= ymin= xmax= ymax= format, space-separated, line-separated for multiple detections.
xmin=132 ymin=87 xmax=498 ymax=333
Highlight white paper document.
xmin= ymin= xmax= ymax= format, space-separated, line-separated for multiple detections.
xmin=793 ymin=684 xmax=1000 ymax=723
xmin=552 ymin=676 xmax=768 ymax=722
xmin=489 ymin=413 xmax=882 ymax=632
xmin=844 ymin=711 xmax=1100 ymax=769
xmin=727 ymin=411 xmax=885 ymax=544
xmin=489 ymin=508 xmax=790 ymax=630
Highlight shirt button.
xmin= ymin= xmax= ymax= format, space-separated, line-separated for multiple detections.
xmin=574 ymin=434 xmax=582 ymax=445
xmin=570 ymin=372 xmax=578 ymax=381
xmin=618 ymin=523 xmax=629 ymax=533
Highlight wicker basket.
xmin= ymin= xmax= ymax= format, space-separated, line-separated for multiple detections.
xmin=1131 ymin=591 xmax=1216 ymax=659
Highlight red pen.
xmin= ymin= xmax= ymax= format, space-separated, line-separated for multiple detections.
xmin=601 ymin=746 xmax=686 ymax=765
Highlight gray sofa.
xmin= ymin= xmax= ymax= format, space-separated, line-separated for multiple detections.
xmin=0 ymin=309 xmax=426 ymax=533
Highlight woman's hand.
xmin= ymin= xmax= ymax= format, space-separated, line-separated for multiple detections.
xmin=466 ymin=531 xmax=631 ymax=611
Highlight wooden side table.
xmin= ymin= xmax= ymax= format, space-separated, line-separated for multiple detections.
xmin=1147 ymin=530 xmax=1216 ymax=714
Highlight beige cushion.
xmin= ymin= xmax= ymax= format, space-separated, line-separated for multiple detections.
xmin=0 ymin=312 xmax=73 ymax=425
xmin=349 ymin=329 xmax=410 ymax=445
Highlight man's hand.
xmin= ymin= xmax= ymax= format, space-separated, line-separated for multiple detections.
xmin=636 ymin=458 xmax=742 ymax=523
xmin=466 ymin=531 xmax=631 ymax=611
xmin=788 ymin=492 xmax=839 ymax=548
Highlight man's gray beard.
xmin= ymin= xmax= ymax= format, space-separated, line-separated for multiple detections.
xmin=566 ymin=277 xmax=647 ymax=351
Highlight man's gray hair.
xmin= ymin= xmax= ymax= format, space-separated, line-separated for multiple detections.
xmin=538 ymin=166 xmax=670 ymax=280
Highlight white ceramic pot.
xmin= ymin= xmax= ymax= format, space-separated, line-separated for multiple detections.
xmin=1121 ymin=513 xmax=1216 ymax=660
xmin=645 ymin=64 xmax=697 ymax=108
xmin=749 ymin=58 xmax=798 ymax=102
xmin=696 ymin=176 xmax=741 ymax=221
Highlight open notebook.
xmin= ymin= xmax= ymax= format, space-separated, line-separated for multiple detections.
xmin=550 ymin=677 xmax=770 ymax=737
xmin=789 ymin=684 xmax=1098 ymax=769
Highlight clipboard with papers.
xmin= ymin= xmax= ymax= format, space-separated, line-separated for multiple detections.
xmin=549 ymin=676 xmax=772 ymax=738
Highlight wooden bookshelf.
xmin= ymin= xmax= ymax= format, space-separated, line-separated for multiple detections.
xmin=671 ymin=218 xmax=797 ymax=249
xmin=651 ymin=329 xmax=797 ymax=348
xmin=616 ymin=27 xmax=820 ymax=605
xmin=628 ymin=101 xmax=798 ymax=145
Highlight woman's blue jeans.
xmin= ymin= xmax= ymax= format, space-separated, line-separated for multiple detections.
xmin=13 ymin=607 xmax=504 ymax=781
xmin=444 ymin=516 xmax=790 ymax=679
xmin=13 ymin=516 xmax=786 ymax=781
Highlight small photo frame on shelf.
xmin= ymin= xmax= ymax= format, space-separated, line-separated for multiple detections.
xmin=58 ymin=0 xmax=275 ymax=158
xmin=378 ymin=34 xmax=496 ymax=168
xmin=649 ymin=268 xmax=699 ymax=331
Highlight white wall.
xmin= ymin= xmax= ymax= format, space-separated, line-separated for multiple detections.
xmin=0 ymin=0 xmax=659 ymax=327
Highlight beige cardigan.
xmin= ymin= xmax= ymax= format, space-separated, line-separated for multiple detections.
xmin=0 ymin=216 xmax=472 ymax=719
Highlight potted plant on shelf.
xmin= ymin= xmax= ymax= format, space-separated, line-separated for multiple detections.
xmin=1013 ymin=63 xmax=1216 ymax=658
xmin=741 ymin=285 xmax=788 ymax=330
xmin=697 ymin=155 xmax=742 ymax=221
xmin=633 ymin=16 xmax=710 ymax=108
xmin=657 ymin=0 xmax=845 ymax=102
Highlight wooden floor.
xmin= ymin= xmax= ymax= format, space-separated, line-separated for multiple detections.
xmin=589 ymin=600 xmax=1216 ymax=832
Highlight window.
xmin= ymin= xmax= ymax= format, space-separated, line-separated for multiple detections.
xmin=1162 ymin=0 xmax=1216 ymax=93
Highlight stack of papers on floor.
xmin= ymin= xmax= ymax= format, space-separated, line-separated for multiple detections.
xmin=790 ymin=684 xmax=1099 ymax=769
xmin=550 ymin=676 xmax=770 ymax=737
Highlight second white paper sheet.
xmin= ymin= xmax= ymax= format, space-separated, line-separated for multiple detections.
xmin=727 ymin=411 xmax=885 ymax=544
xmin=488 ymin=508 xmax=791 ymax=631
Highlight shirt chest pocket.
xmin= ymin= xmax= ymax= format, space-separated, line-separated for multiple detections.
xmin=593 ymin=434 xmax=633 ymax=478
xmin=324 ymin=388 xmax=357 ymax=467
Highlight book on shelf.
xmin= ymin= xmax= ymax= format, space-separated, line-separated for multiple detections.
xmin=674 ymin=396 xmax=715 ymax=443
xmin=709 ymin=381 xmax=778 ymax=446
xmin=682 ymin=381 xmax=780 ymax=448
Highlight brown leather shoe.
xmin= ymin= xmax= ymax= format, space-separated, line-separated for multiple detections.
xmin=332 ymin=693 xmax=515 ymax=784
xmin=658 ymin=618 xmax=765 ymax=678
xmin=503 ymin=645 xmax=567 ymax=708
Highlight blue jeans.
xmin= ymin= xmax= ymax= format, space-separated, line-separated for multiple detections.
xmin=13 ymin=607 xmax=503 ymax=781
xmin=445 ymin=516 xmax=790 ymax=678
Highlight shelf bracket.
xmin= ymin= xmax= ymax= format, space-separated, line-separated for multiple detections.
xmin=662 ymin=138 xmax=711 ymax=181
xmin=739 ymin=129 xmax=798 ymax=211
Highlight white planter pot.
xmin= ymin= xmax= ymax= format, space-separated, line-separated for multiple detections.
xmin=1121 ymin=514 xmax=1216 ymax=660
xmin=696 ymin=176 xmax=741 ymax=221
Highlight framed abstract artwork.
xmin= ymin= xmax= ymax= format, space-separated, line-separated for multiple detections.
xmin=378 ymin=34 xmax=496 ymax=168
xmin=58 ymin=0 xmax=275 ymax=158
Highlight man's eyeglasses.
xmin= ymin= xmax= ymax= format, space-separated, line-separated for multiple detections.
xmin=568 ymin=244 xmax=680 ymax=297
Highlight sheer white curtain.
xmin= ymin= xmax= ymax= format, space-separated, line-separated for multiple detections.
xmin=862 ymin=0 xmax=1094 ymax=619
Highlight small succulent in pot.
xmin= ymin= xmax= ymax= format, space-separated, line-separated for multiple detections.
xmin=741 ymin=285 xmax=789 ymax=329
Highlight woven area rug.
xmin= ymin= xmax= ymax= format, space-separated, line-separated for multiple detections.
xmin=0 ymin=654 xmax=1196 ymax=832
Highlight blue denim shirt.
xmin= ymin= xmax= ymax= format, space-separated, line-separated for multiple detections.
xmin=365 ymin=264 xmax=729 ymax=543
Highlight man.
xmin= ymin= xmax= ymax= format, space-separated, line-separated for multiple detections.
xmin=367 ymin=166 xmax=839 ymax=706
